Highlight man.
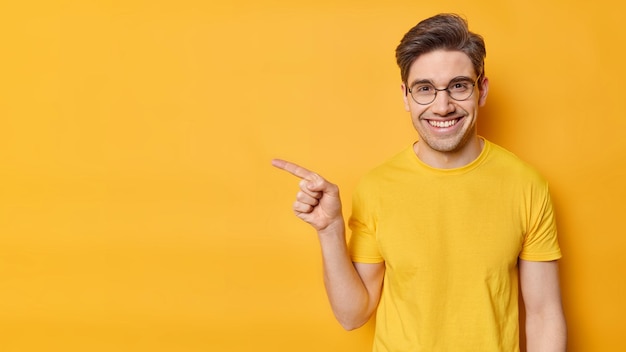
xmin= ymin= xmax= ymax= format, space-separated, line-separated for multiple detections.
xmin=272 ymin=13 xmax=566 ymax=351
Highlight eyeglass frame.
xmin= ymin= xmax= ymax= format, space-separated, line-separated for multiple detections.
xmin=405 ymin=74 xmax=483 ymax=105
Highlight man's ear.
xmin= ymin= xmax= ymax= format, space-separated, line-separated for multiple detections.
xmin=478 ymin=77 xmax=489 ymax=107
xmin=401 ymin=83 xmax=411 ymax=112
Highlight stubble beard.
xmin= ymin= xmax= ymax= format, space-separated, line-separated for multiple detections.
xmin=416 ymin=117 xmax=477 ymax=155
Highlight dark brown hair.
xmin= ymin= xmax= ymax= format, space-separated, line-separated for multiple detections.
xmin=395 ymin=13 xmax=486 ymax=85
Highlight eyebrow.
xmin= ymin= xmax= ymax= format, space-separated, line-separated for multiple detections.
xmin=409 ymin=75 xmax=475 ymax=88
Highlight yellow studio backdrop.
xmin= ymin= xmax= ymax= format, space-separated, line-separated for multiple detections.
xmin=0 ymin=0 xmax=623 ymax=351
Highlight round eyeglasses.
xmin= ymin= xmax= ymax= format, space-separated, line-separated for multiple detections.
xmin=407 ymin=76 xmax=480 ymax=105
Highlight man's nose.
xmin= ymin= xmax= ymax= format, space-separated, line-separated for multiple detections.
xmin=430 ymin=90 xmax=455 ymax=115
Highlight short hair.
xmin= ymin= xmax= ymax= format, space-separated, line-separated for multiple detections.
xmin=395 ymin=13 xmax=486 ymax=85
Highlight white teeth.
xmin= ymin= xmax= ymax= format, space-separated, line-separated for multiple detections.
xmin=428 ymin=119 xmax=458 ymax=128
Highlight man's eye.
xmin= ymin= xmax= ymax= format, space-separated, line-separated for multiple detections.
xmin=415 ymin=85 xmax=433 ymax=93
xmin=450 ymin=81 xmax=471 ymax=91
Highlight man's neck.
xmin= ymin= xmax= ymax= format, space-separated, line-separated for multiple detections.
xmin=413 ymin=137 xmax=484 ymax=169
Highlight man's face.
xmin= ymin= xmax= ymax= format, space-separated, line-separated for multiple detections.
xmin=402 ymin=50 xmax=488 ymax=158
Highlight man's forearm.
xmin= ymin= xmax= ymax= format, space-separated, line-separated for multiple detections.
xmin=525 ymin=312 xmax=567 ymax=352
xmin=317 ymin=220 xmax=377 ymax=330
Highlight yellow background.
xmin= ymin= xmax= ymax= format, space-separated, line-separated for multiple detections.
xmin=1 ymin=0 xmax=624 ymax=351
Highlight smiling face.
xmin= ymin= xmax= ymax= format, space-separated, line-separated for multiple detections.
xmin=402 ymin=50 xmax=489 ymax=168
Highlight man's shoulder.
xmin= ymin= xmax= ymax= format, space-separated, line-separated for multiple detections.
xmin=484 ymin=140 xmax=548 ymax=184
xmin=352 ymin=145 xmax=415 ymax=192
xmin=364 ymin=145 xmax=415 ymax=176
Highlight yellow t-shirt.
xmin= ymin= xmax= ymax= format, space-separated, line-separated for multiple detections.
xmin=348 ymin=139 xmax=561 ymax=352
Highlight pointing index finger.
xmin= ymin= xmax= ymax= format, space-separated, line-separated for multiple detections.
xmin=271 ymin=159 xmax=315 ymax=180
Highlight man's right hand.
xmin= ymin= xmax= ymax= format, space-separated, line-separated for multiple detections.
xmin=272 ymin=158 xmax=384 ymax=331
xmin=271 ymin=159 xmax=343 ymax=232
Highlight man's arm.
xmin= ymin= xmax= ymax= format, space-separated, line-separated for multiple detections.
xmin=318 ymin=226 xmax=385 ymax=330
xmin=272 ymin=159 xmax=384 ymax=330
xmin=519 ymin=259 xmax=567 ymax=351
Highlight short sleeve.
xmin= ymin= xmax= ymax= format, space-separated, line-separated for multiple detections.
xmin=519 ymin=182 xmax=562 ymax=261
xmin=348 ymin=179 xmax=384 ymax=263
